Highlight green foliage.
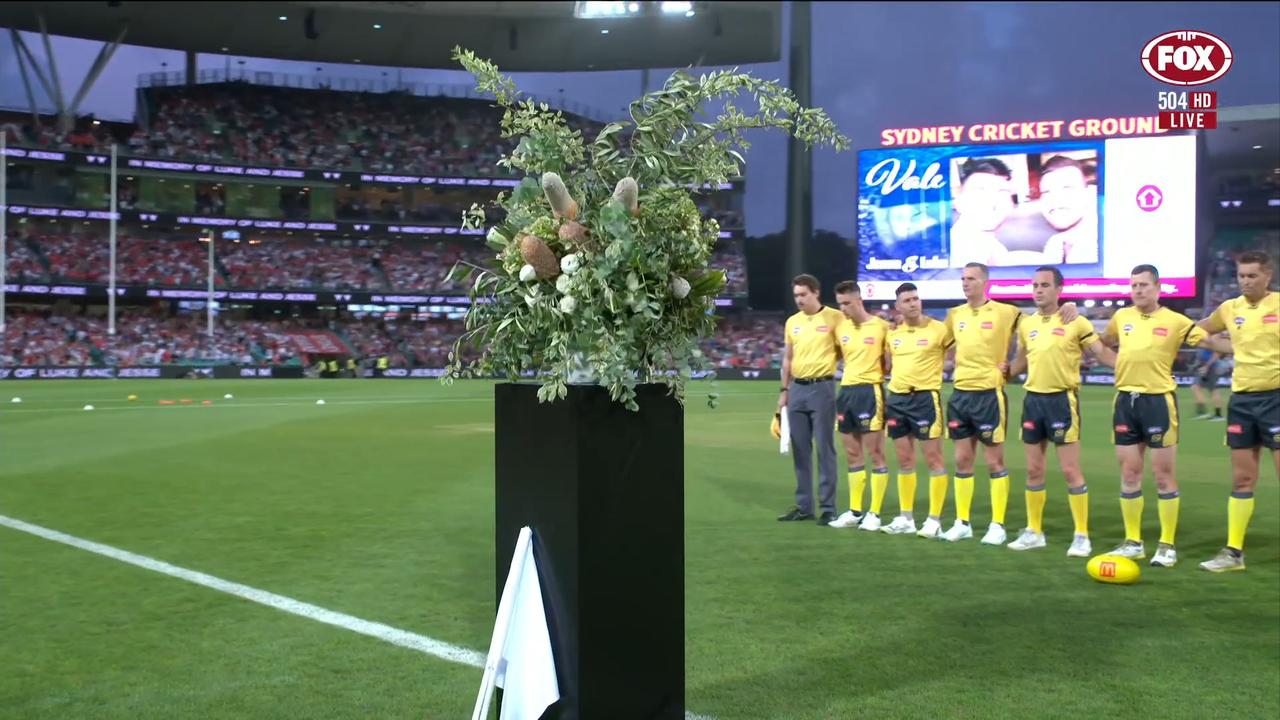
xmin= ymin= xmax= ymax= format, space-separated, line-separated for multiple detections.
xmin=445 ymin=47 xmax=850 ymax=410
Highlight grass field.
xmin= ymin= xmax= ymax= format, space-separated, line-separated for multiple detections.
xmin=2 ymin=379 xmax=1277 ymax=719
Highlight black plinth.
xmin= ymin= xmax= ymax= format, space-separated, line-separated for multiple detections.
xmin=494 ymin=382 xmax=685 ymax=720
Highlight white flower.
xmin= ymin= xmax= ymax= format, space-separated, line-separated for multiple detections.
xmin=555 ymin=273 xmax=573 ymax=294
xmin=519 ymin=264 xmax=537 ymax=282
xmin=560 ymin=253 xmax=581 ymax=275
xmin=670 ymin=276 xmax=691 ymax=299
xmin=559 ymin=295 xmax=577 ymax=314
xmin=525 ymin=293 xmax=539 ymax=308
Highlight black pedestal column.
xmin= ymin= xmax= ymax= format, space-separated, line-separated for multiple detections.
xmin=494 ymin=383 xmax=685 ymax=720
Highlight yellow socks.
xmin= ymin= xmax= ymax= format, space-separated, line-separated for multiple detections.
xmin=869 ymin=468 xmax=890 ymax=515
xmin=1158 ymin=491 xmax=1180 ymax=545
xmin=1067 ymin=485 xmax=1089 ymax=535
xmin=928 ymin=472 xmax=949 ymax=519
xmin=898 ymin=471 xmax=917 ymax=514
xmin=954 ymin=473 xmax=975 ymax=523
xmin=848 ymin=466 xmax=867 ymax=513
xmin=1120 ymin=491 xmax=1144 ymax=543
xmin=990 ymin=470 xmax=1009 ymax=525
xmin=1026 ymin=484 xmax=1047 ymax=533
xmin=1227 ymin=491 xmax=1255 ymax=551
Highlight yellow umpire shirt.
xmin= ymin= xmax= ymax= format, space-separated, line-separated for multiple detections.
xmin=838 ymin=315 xmax=888 ymax=385
xmin=785 ymin=306 xmax=844 ymax=379
xmin=1106 ymin=306 xmax=1207 ymax=394
xmin=1206 ymin=292 xmax=1280 ymax=392
xmin=1020 ymin=313 xmax=1098 ymax=393
xmin=886 ymin=317 xmax=953 ymax=393
xmin=946 ymin=300 xmax=1023 ymax=391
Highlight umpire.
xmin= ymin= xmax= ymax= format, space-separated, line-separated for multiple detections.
xmin=777 ymin=274 xmax=845 ymax=525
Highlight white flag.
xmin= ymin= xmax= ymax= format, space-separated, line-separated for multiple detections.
xmin=779 ymin=407 xmax=791 ymax=455
xmin=495 ymin=535 xmax=560 ymax=720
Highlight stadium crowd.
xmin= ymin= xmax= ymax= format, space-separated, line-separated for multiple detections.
xmin=2 ymin=83 xmax=605 ymax=177
xmin=0 ymin=308 xmax=298 ymax=367
xmin=2 ymin=305 xmax=781 ymax=371
xmin=6 ymin=228 xmax=749 ymax=295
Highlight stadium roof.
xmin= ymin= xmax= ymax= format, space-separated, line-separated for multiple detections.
xmin=0 ymin=1 xmax=781 ymax=71
xmin=1209 ymin=104 xmax=1280 ymax=173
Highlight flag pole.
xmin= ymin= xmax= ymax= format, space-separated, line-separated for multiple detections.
xmin=1 ymin=131 xmax=7 ymax=336
xmin=108 ymin=143 xmax=117 ymax=335
xmin=206 ymin=230 xmax=214 ymax=337
xmin=471 ymin=526 xmax=533 ymax=720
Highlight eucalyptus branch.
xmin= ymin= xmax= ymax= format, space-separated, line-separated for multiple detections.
xmin=443 ymin=50 xmax=848 ymax=410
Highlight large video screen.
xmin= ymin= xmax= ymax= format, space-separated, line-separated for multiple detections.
xmin=855 ymin=134 xmax=1196 ymax=301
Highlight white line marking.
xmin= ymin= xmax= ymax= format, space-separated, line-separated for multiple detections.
xmin=0 ymin=387 xmax=775 ymax=416
xmin=0 ymin=396 xmax=490 ymax=415
xmin=0 ymin=513 xmax=715 ymax=720
xmin=0 ymin=514 xmax=485 ymax=668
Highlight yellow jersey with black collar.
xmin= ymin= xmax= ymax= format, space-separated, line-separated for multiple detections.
xmin=1106 ymin=306 xmax=1207 ymax=394
xmin=837 ymin=315 xmax=888 ymax=385
xmin=886 ymin=317 xmax=953 ymax=393
xmin=1019 ymin=313 xmax=1097 ymax=393
xmin=785 ymin=306 xmax=844 ymax=379
xmin=1207 ymin=292 xmax=1280 ymax=392
xmin=946 ymin=300 xmax=1023 ymax=391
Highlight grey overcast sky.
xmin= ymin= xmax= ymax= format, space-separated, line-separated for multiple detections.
xmin=2 ymin=2 xmax=1277 ymax=237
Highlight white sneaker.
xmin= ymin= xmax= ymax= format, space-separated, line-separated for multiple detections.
xmin=916 ymin=517 xmax=943 ymax=539
xmin=980 ymin=522 xmax=1007 ymax=546
xmin=1066 ymin=534 xmax=1092 ymax=558
xmin=829 ymin=510 xmax=864 ymax=529
xmin=1007 ymin=528 xmax=1046 ymax=551
xmin=858 ymin=512 xmax=882 ymax=532
xmin=881 ymin=515 xmax=917 ymax=535
xmin=1199 ymin=547 xmax=1245 ymax=573
xmin=1193 ymin=413 xmax=1212 ymax=420
xmin=1107 ymin=540 xmax=1146 ymax=559
xmin=941 ymin=520 xmax=974 ymax=542
xmin=1209 ymin=416 xmax=1226 ymax=423
xmin=1150 ymin=543 xmax=1178 ymax=567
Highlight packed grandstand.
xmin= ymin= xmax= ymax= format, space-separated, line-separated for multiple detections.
xmin=0 ymin=80 xmax=1274 ymax=375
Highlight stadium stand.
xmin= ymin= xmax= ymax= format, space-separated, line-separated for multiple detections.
xmin=9 ymin=224 xmax=746 ymax=295
xmin=1 ymin=305 xmax=785 ymax=371
xmin=0 ymin=307 xmax=299 ymax=367
xmin=3 ymin=83 xmax=605 ymax=176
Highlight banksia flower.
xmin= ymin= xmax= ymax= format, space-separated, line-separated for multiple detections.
xmin=542 ymin=172 xmax=579 ymax=220
xmin=519 ymin=234 xmax=560 ymax=279
xmin=558 ymin=220 xmax=589 ymax=248
xmin=612 ymin=177 xmax=639 ymax=216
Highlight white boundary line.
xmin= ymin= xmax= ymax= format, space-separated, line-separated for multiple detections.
xmin=0 ymin=513 xmax=485 ymax=668
xmin=0 ymin=513 xmax=714 ymax=720
xmin=0 ymin=389 xmax=776 ymax=416
xmin=0 ymin=396 xmax=489 ymax=415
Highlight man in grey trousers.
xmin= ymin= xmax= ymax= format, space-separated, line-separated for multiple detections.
xmin=777 ymin=274 xmax=845 ymax=525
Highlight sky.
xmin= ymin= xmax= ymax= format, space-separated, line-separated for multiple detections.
xmin=1 ymin=2 xmax=1278 ymax=237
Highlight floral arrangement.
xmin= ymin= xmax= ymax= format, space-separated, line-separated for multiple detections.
xmin=442 ymin=47 xmax=848 ymax=411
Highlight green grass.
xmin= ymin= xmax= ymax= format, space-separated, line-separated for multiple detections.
xmin=1 ymin=380 xmax=1276 ymax=719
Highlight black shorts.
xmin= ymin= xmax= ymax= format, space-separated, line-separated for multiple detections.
xmin=947 ymin=388 xmax=1008 ymax=445
xmin=837 ymin=384 xmax=885 ymax=434
xmin=1226 ymin=389 xmax=1280 ymax=450
xmin=1021 ymin=390 xmax=1080 ymax=445
xmin=1113 ymin=391 xmax=1179 ymax=448
xmin=886 ymin=390 xmax=943 ymax=440
xmin=1198 ymin=370 xmax=1224 ymax=389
